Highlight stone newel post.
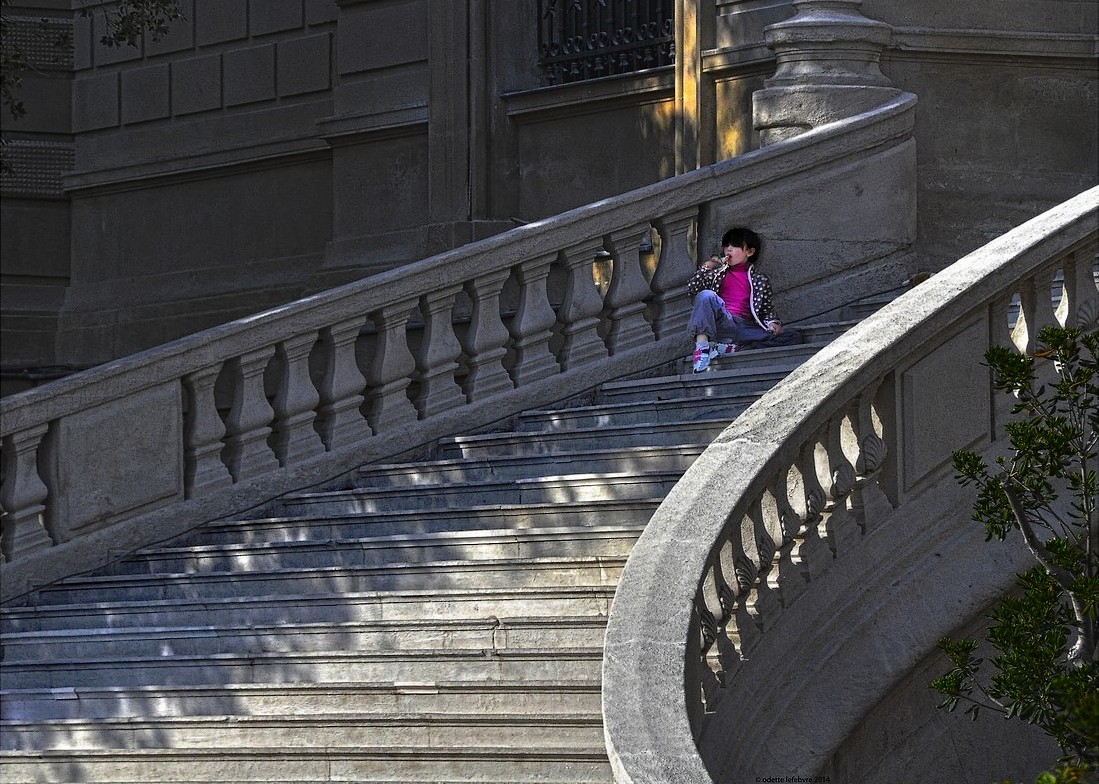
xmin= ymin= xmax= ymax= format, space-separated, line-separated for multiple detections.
xmin=753 ymin=0 xmax=899 ymax=146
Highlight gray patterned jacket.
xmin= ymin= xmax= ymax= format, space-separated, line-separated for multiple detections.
xmin=686 ymin=261 xmax=782 ymax=330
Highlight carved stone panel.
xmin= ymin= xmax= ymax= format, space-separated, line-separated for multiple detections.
xmin=900 ymin=317 xmax=990 ymax=492
xmin=53 ymin=383 xmax=184 ymax=538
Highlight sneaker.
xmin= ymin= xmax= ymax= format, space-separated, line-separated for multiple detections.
xmin=692 ymin=345 xmax=711 ymax=373
xmin=711 ymin=342 xmax=738 ymax=356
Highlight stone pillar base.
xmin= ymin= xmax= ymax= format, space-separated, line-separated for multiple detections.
xmin=751 ymin=0 xmax=897 ymax=146
xmin=754 ymin=84 xmax=902 ymax=146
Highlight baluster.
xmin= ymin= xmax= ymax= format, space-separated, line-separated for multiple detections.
xmin=773 ymin=464 xmax=817 ymax=606
xmin=745 ymin=495 xmax=783 ymax=629
xmin=729 ymin=513 xmax=763 ymax=657
xmin=182 ymin=365 xmax=232 ymax=497
xmin=990 ymin=291 xmax=1015 ymax=352
xmin=1012 ymin=277 xmax=1036 ymax=353
xmin=691 ymin=596 xmax=724 ymax=705
xmin=789 ymin=436 xmax=832 ymax=581
xmin=686 ymin=608 xmax=713 ymax=731
xmin=223 ymin=346 xmax=279 ymax=481
xmin=1011 ymin=273 xmax=1058 ymax=355
xmin=508 ymin=255 xmax=560 ymax=386
xmin=557 ymin=240 xmax=609 ymax=371
xmin=604 ymin=224 xmax=657 ymax=353
xmin=1037 ymin=264 xmax=1063 ymax=333
xmin=759 ymin=481 xmax=806 ymax=609
xmin=0 ymin=424 xmax=53 ymax=560
xmin=649 ymin=209 xmax=698 ymax=339
xmin=461 ymin=270 xmax=514 ymax=401
xmin=852 ymin=379 xmax=894 ymax=535
xmin=416 ymin=285 xmax=466 ymax=418
xmin=808 ymin=424 xmax=846 ymax=560
xmin=270 ymin=332 xmax=324 ymax=466
xmin=315 ymin=317 xmax=372 ymax=450
xmin=868 ymin=370 xmax=905 ymax=508
xmin=1058 ymin=250 xmax=1099 ymax=328
xmin=697 ymin=562 xmax=725 ymax=656
xmin=854 ymin=380 xmax=884 ymax=464
xmin=824 ymin=409 xmax=860 ymax=558
xmin=706 ymin=538 xmax=746 ymax=673
xmin=365 ymin=301 xmax=420 ymax=431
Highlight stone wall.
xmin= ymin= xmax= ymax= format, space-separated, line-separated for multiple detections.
xmin=865 ymin=0 xmax=1099 ymax=270
xmin=826 ymin=599 xmax=1061 ymax=783
xmin=1 ymin=3 xmax=74 ymax=379
xmin=1 ymin=0 xmax=1095 ymax=379
xmin=3 ymin=0 xmax=687 ymax=372
xmin=57 ymin=0 xmax=341 ymax=365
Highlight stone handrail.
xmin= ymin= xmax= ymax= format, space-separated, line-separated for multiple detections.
xmin=0 ymin=93 xmax=919 ymax=601
xmin=601 ymin=185 xmax=1099 ymax=783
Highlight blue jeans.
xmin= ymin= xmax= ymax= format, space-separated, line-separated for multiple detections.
xmin=688 ymin=290 xmax=801 ymax=350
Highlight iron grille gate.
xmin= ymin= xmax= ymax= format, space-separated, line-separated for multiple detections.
xmin=537 ymin=0 xmax=675 ymax=85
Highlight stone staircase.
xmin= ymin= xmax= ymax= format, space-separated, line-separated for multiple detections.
xmin=0 ymin=307 xmax=883 ymax=783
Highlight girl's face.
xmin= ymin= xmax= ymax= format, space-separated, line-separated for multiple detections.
xmin=723 ymin=242 xmax=756 ymax=267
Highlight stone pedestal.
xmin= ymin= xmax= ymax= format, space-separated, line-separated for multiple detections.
xmin=753 ymin=0 xmax=899 ymax=146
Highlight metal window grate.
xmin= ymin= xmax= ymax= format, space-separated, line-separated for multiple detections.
xmin=537 ymin=0 xmax=674 ymax=85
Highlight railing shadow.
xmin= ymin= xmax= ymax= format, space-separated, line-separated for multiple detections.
xmin=1 ymin=92 xmax=921 ymax=607
xmin=2 ymin=378 xmax=722 ymax=780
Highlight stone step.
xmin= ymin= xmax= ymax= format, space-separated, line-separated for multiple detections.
xmin=597 ymin=357 xmax=809 ymax=404
xmin=1 ymin=680 xmax=601 ymax=722
xmin=97 ymin=523 xmax=641 ymax=576
xmin=2 ymin=614 xmax=609 ymax=663
xmin=1 ymin=584 xmax=617 ymax=634
xmin=438 ymin=417 xmax=731 ymax=459
xmin=276 ymin=470 xmax=682 ymax=516
xmin=350 ymin=444 xmax=705 ymax=488
xmin=152 ymin=498 xmax=663 ymax=549
xmin=840 ymin=294 xmax=898 ymax=320
xmin=0 ymin=746 xmax=615 ymax=783
xmin=797 ymin=317 xmax=862 ymax=336
xmin=516 ymin=390 xmax=760 ymax=432
xmin=0 ymin=710 xmax=606 ymax=752
xmin=97 ymin=524 xmax=643 ymax=578
xmin=0 ymin=646 xmax=604 ymax=690
xmin=18 ymin=555 xmax=626 ymax=607
xmin=518 ymin=356 xmax=805 ymax=425
xmin=661 ymin=339 xmax=827 ymax=380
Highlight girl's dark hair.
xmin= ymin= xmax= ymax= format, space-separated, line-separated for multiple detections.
xmin=721 ymin=227 xmax=762 ymax=262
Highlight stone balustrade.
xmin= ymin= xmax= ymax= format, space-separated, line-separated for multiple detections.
xmin=601 ymin=186 xmax=1099 ymax=783
xmin=0 ymin=92 xmax=920 ymax=601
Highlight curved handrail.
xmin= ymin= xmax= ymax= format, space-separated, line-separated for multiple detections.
xmin=601 ymin=186 xmax=1099 ymax=783
xmin=0 ymin=93 xmax=917 ymax=602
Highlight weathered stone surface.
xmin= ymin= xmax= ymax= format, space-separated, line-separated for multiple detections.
xmin=5 ymin=1 xmax=1093 ymax=372
xmin=52 ymin=382 xmax=184 ymax=537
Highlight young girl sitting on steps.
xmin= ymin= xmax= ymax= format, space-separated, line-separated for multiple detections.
xmin=686 ymin=226 xmax=801 ymax=373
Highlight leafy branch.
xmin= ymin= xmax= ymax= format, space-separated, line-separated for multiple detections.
xmin=2 ymin=0 xmax=183 ymax=124
xmin=84 ymin=0 xmax=184 ymax=50
xmin=933 ymin=325 xmax=1099 ymax=782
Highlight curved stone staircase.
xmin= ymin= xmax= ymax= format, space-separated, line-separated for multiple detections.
xmin=0 ymin=309 xmax=882 ymax=783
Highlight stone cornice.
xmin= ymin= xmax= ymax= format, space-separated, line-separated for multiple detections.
xmin=315 ymin=105 xmax=429 ymax=145
xmin=701 ymin=27 xmax=1096 ymax=77
xmin=502 ymin=69 xmax=675 ymax=122
xmin=889 ymin=26 xmax=1098 ymax=62
xmin=702 ymin=43 xmax=777 ymax=74
xmin=62 ymin=137 xmax=331 ymax=196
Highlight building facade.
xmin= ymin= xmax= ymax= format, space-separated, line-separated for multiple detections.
xmin=2 ymin=0 xmax=1096 ymax=382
